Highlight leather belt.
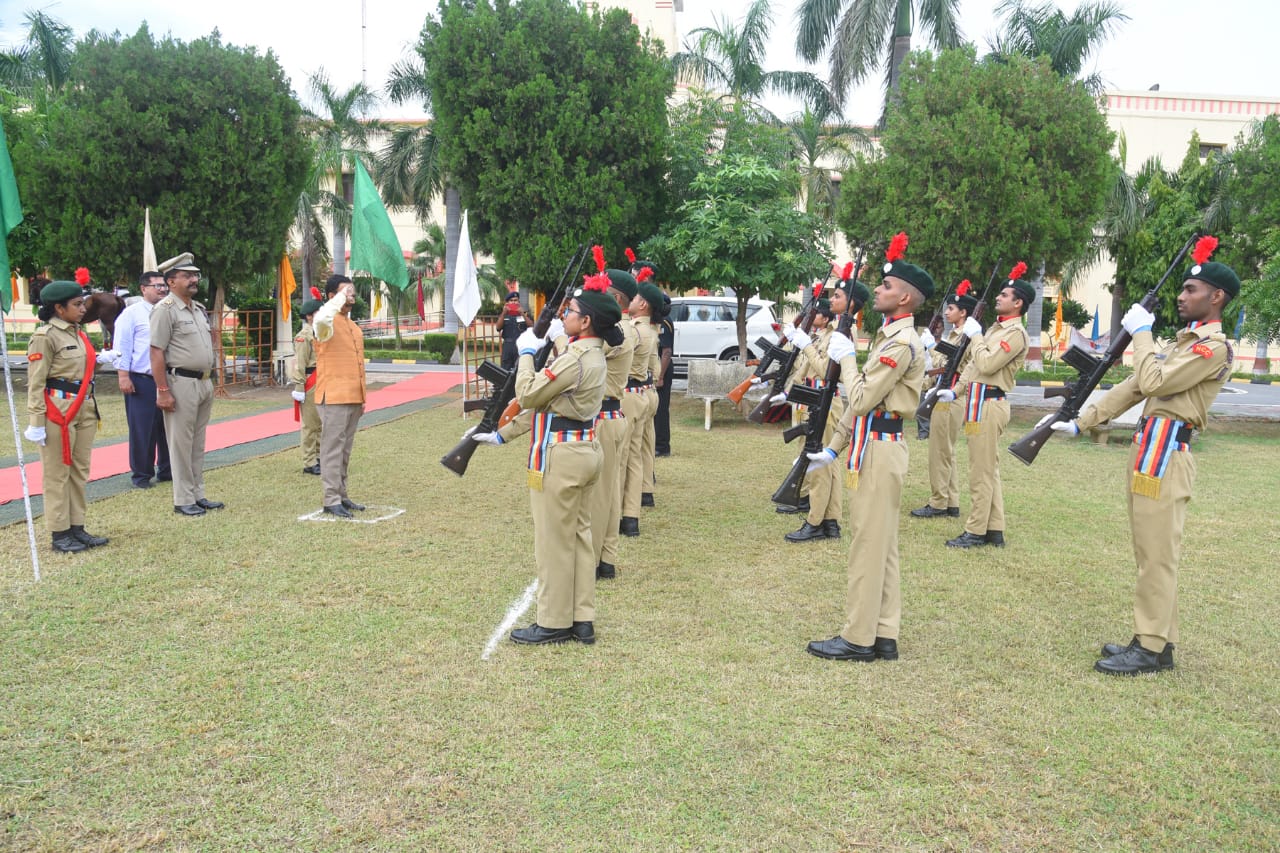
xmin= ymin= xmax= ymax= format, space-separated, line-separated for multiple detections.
xmin=599 ymin=397 xmax=621 ymax=413
xmin=982 ymin=387 xmax=1007 ymax=400
xmin=168 ymin=367 xmax=211 ymax=380
xmin=869 ymin=415 xmax=903 ymax=433
xmin=625 ymin=377 xmax=652 ymax=389
xmin=1137 ymin=417 xmax=1193 ymax=444
xmin=45 ymin=377 xmax=84 ymax=393
xmin=549 ymin=416 xmax=594 ymax=432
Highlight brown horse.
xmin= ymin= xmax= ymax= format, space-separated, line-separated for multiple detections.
xmin=28 ymin=276 xmax=128 ymax=348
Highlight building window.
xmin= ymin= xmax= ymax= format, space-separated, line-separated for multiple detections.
xmin=1199 ymin=142 xmax=1226 ymax=160
xmin=341 ymin=172 xmax=354 ymax=204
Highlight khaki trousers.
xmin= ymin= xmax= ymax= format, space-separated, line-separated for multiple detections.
xmin=642 ymin=407 xmax=657 ymax=495
xmin=591 ymin=414 xmax=629 ymax=565
xmin=806 ymin=400 xmax=844 ymax=526
xmin=1127 ymin=445 xmax=1195 ymax=651
xmin=926 ymin=400 xmax=963 ymax=510
xmin=963 ymin=399 xmax=1009 ymax=535
xmin=319 ymin=402 xmax=363 ymax=506
xmin=163 ymin=374 xmax=213 ymax=505
xmin=300 ymin=390 xmax=321 ymax=467
xmin=840 ymin=440 xmax=908 ymax=646
xmin=531 ymin=440 xmax=602 ymax=628
xmin=40 ymin=406 xmax=97 ymax=531
xmin=621 ymin=389 xmax=652 ymax=516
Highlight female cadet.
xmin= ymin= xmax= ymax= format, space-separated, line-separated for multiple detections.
xmin=24 ymin=280 xmax=110 ymax=553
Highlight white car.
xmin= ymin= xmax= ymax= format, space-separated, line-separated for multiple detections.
xmin=668 ymin=296 xmax=779 ymax=375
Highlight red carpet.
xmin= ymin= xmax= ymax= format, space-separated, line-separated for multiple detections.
xmin=1 ymin=371 xmax=461 ymax=502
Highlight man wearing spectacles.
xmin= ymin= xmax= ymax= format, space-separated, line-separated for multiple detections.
xmin=112 ymin=271 xmax=172 ymax=488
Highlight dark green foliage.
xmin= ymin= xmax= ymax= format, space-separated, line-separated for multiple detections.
xmin=421 ymin=0 xmax=672 ymax=290
xmin=1041 ymin=295 xmax=1090 ymax=332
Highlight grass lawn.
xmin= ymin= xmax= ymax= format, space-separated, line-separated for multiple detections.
xmin=1 ymin=395 xmax=1277 ymax=850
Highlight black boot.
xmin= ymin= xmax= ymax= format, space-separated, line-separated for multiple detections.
xmin=984 ymin=530 xmax=1005 ymax=547
xmin=640 ymin=492 xmax=654 ymax=507
xmin=51 ymin=530 xmax=87 ymax=553
xmin=1095 ymin=643 xmax=1175 ymax=675
xmin=945 ymin=531 xmax=988 ymax=548
xmin=596 ymin=562 xmax=616 ymax=580
xmin=785 ymin=521 xmax=828 ymax=543
xmin=619 ymin=516 xmax=640 ymax=537
xmin=69 ymin=525 xmax=108 ymax=547
xmin=821 ymin=519 xmax=841 ymax=539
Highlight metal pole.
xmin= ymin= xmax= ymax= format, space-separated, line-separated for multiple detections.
xmin=1 ymin=312 xmax=42 ymax=581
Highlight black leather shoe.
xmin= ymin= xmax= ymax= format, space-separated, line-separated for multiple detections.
xmin=69 ymin=526 xmax=108 ymax=547
xmin=641 ymin=492 xmax=654 ymax=507
xmin=570 ymin=621 xmax=596 ymax=644
xmin=774 ymin=503 xmax=800 ymax=514
xmin=1100 ymin=635 xmax=1175 ymax=660
xmin=821 ymin=519 xmax=841 ymax=539
xmin=322 ymin=504 xmax=353 ymax=519
xmin=655 ymin=450 xmax=671 ymax=458
xmin=985 ymin=530 xmax=1006 ymax=547
xmin=806 ymin=636 xmax=876 ymax=661
xmin=302 ymin=464 xmax=321 ymax=475
xmin=596 ymin=562 xmax=616 ymax=580
xmin=156 ymin=474 xmax=172 ymax=482
xmin=619 ymin=516 xmax=640 ymax=537
xmin=910 ymin=504 xmax=951 ymax=518
xmin=873 ymin=637 xmax=899 ymax=660
xmin=785 ymin=521 xmax=828 ymax=543
xmin=510 ymin=623 xmax=572 ymax=645
xmin=174 ymin=504 xmax=206 ymax=516
xmin=946 ymin=531 xmax=988 ymax=548
xmin=132 ymin=479 xmax=153 ymax=489
xmin=195 ymin=498 xmax=224 ymax=510
xmin=1095 ymin=643 xmax=1175 ymax=675
xmin=341 ymin=498 xmax=365 ymax=511
xmin=51 ymin=531 xmax=87 ymax=553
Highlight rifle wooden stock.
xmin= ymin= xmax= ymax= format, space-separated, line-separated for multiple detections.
xmin=726 ymin=376 xmax=754 ymax=405
xmin=1007 ymin=233 xmax=1200 ymax=466
xmin=916 ymin=258 xmax=1002 ymax=422
xmin=747 ymin=282 xmax=831 ymax=424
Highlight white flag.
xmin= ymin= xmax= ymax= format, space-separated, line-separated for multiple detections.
xmin=143 ymin=207 xmax=158 ymax=272
xmin=451 ymin=210 xmax=481 ymax=328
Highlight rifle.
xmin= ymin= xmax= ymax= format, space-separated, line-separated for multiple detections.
xmin=771 ymin=247 xmax=866 ymax=508
xmin=440 ymin=243 xmax=587 ymax=476
xmin=743 ymin=274 xmax=833 ymax=423
xmin=726 ymin=276 xmax=827 ymax=408
xmin=1008 ymin=233 xmax=1200 ymax=466
xmin=915 ymin=258 xmax=1002 ymax=422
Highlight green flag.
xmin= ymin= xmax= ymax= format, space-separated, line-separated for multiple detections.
xmin=0 ymin=121 xmax=23 ymax=314
xmin=349 ymin=158 xmax=408 ymax=291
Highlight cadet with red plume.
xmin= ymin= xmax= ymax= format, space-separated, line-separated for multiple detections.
xmin=593 ymin=254 xmax=638 ymax=581
xmin=619 ymin=263 xmax=662 ymax=537
xmin=291 ymin=287 xmax=325 ymax=475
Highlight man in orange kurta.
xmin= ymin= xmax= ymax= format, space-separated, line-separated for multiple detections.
xmin=313 ymin=274 xmax=368 ymax=518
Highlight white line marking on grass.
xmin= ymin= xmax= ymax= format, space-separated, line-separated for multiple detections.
xmin=482 ymin=578 xmax=539 ymax=661
xmin=297 ymin=506 xmax=406 ymax=523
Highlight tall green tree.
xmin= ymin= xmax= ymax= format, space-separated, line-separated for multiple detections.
xmin=837 ymin=47 xmax=1112 ymax=319
xmin=421 ymin=0 xmax=672 ymax=291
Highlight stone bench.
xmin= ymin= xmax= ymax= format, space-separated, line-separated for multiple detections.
xmin=685 ymin=359 xmax=760 ymax=430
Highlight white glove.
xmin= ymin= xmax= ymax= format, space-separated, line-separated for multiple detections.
xmin=547 ymin=318 xmax=566 ymax=341
xmin=920 ymin=329 xmax=936 ymax=350
xmin=1050 ymin=419 xmax=1080 ymax=437
xmin=516 ymin=328 xmax=545 ymax=355
xmin=805 ymin=449 xmax=836 ymax=473
xmin=471 ymin=431 xmax=504 ymax=446
xmin=769 ymin=392 xmax=788 ymax=405
xmin=780 ymin=323 xmax=798 ymax=342
xmin=96 ymin=349 xmax=118 ymax=366
xmin=1121 ymin=303 xmax=1155 ymax=335
xmin=827 ymin=332 xmax=857 ymax=363
xmin=748 ymin=376 xmax=763 ymax=386
xmin=24 ymin=425 xmax=46 ymax=446
xmin=936 ymin=389 xmax=956 ymax=403
xmin=789 ymin=329 xmax=812 ymax=351
xmin=291 ymin=389 xmax=306 ymax=402
xmin=961 ymin=317 xmax=982 ymax=339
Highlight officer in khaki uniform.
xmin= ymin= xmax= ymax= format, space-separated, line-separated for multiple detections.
xmin=911 ymin=283 xmax=977 ymax=519
xmin=592 ymin=268 xmax=638 ymax=580
xmin=1047 ymin=237 xmax=1237 ymax=675
xmin=290 ymin=289 xmax=323 ymax=475
xmin=469 ymin=270 xmax=623 ymax=645
xmin=619 ymin=279 xmax=661 ymax=536
xmin=805 ymin=234 xmax=929 ymax=662
xmin=945 ymin=263 xmax=1032 ymax=548
xmin=24 ymin=281 xmax=109 ymax=552
xmin=149 ymin=253 xmax=223 ymax=516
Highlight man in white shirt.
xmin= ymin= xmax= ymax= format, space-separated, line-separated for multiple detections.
xmin=113 ymin=271 xmax=172 ymax=488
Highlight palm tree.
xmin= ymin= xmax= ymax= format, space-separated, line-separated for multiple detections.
xmin=289 ymin=138 xmax=339 ymax=296
xmin=783 ymin=98 xmax=869 ymax=232
xmin=305 ymin=71 xmax=384 ymax=278
xmin=794 ymin=0 xmax=963 ymax=117
xmin=0 ymin=10 xmax=74 ymax=110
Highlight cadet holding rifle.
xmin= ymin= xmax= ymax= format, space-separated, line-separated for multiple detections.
xmin=1040 ymin=236 xmax=1237 ymax=675
xmin=803 ymin=233 xmax=928 ymax=662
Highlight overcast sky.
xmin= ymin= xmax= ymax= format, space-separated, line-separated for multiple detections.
xmin=2 ymin=0 xmax=1276 ymax=126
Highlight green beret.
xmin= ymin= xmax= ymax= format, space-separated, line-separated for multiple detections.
xmin=39 ymin=280 xmax=82 ymax=305
xmin=883 ymin=260 xmax=934 ymax=300
xmin=946 ymin=292 xmax=978 ymax=313
xmin=573 ymin=288 xmax=623 ymax=328
xmin=836 ymin=277 xmax=872 ymax=310
xmin=300 ymin=297 xmax=323 ymax=316
xmin=637 ymin=281 xmax=665 ymax=314
xmin=606 ymin=269 xmax=638 ymax=299
xmin=1010 ymin=280 xmax=1036 ymax=308
xmin=630 ymin=259 xmax=660 ymax=281
xmin=814 ymin=297 xmax=833 ymax=317
xmin=1186 ymin=260 xmax=1240 ymax=300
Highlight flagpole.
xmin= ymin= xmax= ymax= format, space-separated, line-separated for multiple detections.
xmin=0 ymin=320 xmax=42 ymax=581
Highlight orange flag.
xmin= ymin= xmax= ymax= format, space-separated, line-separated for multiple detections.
xmin=279 ymin=254 xmax=296 ymax=321
xmin=1053 ymin=295 xmax=1064 ymax=346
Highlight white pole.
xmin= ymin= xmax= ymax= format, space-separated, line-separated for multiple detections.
xmin=460 ymin=325 xmax=470 ymax=411
xmin=1 ymin=313 xmax=42 ymax=581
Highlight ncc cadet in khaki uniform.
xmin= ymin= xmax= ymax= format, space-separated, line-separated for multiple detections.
xmin=911 ymin=282 xmax=977 ymax=520
xmin=468 ymin=271 xmax=624 ymax=645
xmin=619 ymin=278 xmax=662 ymax=537
xmin=632 ymin=262 xmax=665 ymax=509
xmin=290 ymin=288 xmax=324 ymax=475
xmin=592 ymin=268 xmax=639 ymax=580
xmin=23 ymin=281 xmax=110 ymax=553
xmin=1045 ymin=237 xmax=1237 ymax=675
xmin=945 ymin=262 xmax=1033 ymax=548
xmin=149 ymin=253 xmax=224 ymax=517
xmin=804 ymin=234 xmax=929 ymax=661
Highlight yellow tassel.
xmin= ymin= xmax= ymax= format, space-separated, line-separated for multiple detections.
xmin=965 ymin=421 xmax=981 ymax=435
xmin=845 ymin=470 xmax=860 ymax=490
xmin=1130 ymin=472 xmax=1161 ymax=500
xmin=526 ymin=470 xmax=544 ymax=492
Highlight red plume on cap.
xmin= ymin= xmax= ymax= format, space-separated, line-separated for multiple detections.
xmin=592 ymin=245 xmax=607 ymax=274
xmin=1008 ymin=261 xmax=1027 ymax=281
xmin=582 ymin=272 xmax=611 ymax=292
xmin=625 ymin=247 xmax=636 ymax=265
xmin=956 ymin=279 xmax=972 ymax=296
xmin=886 ymin=232 xmax=908 ymax=263
xmin=75 ymin=267 xmax=91 ymax=286
xmin=310 ymin=287 xmax=323 ymax=299
xmin=1192 ymin=235 xmax=1218 ymax=266
xmin=841 ymin=262 xmax=854 ymax=281
xmin=636 ymin=266 xmax=654 ymax=283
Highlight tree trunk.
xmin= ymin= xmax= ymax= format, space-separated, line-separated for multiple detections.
xmin=737 ymin=291 xmax=749 ymax=361
xmin=1024 ymin=260 xmax=1046 ymax=372
xmin=442 ymin=184 xmax=462 ymax=334
xmin=1253 ymin=338 xmax=1271 ymax=379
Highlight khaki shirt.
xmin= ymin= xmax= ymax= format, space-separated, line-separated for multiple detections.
xmin=629 ymin=316 xmax=659 ymax=382
xmin=149 ymin=294 xmax=215 ymax=372
xmin=1077 ymin=321 xmax=1233 ymax=432
xmin=960 ymin=316 xmax=1028 ymax=392
xmin=795 ymin=325 xmax=833 ymax=384
xmin=27 ymin=318 xmax=90 ymax=426
xmin=498 ymin=337 xmax=607 ymax=442
xmin=829 ymin=315 xmax=924 ymax=452
xmin=603 ymin=318 xmax=637 ymax=399
xmin=931 ymin=327 xmax=973 ymax=393
xmin=290 ymin=323 xmax=317 ymax=386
